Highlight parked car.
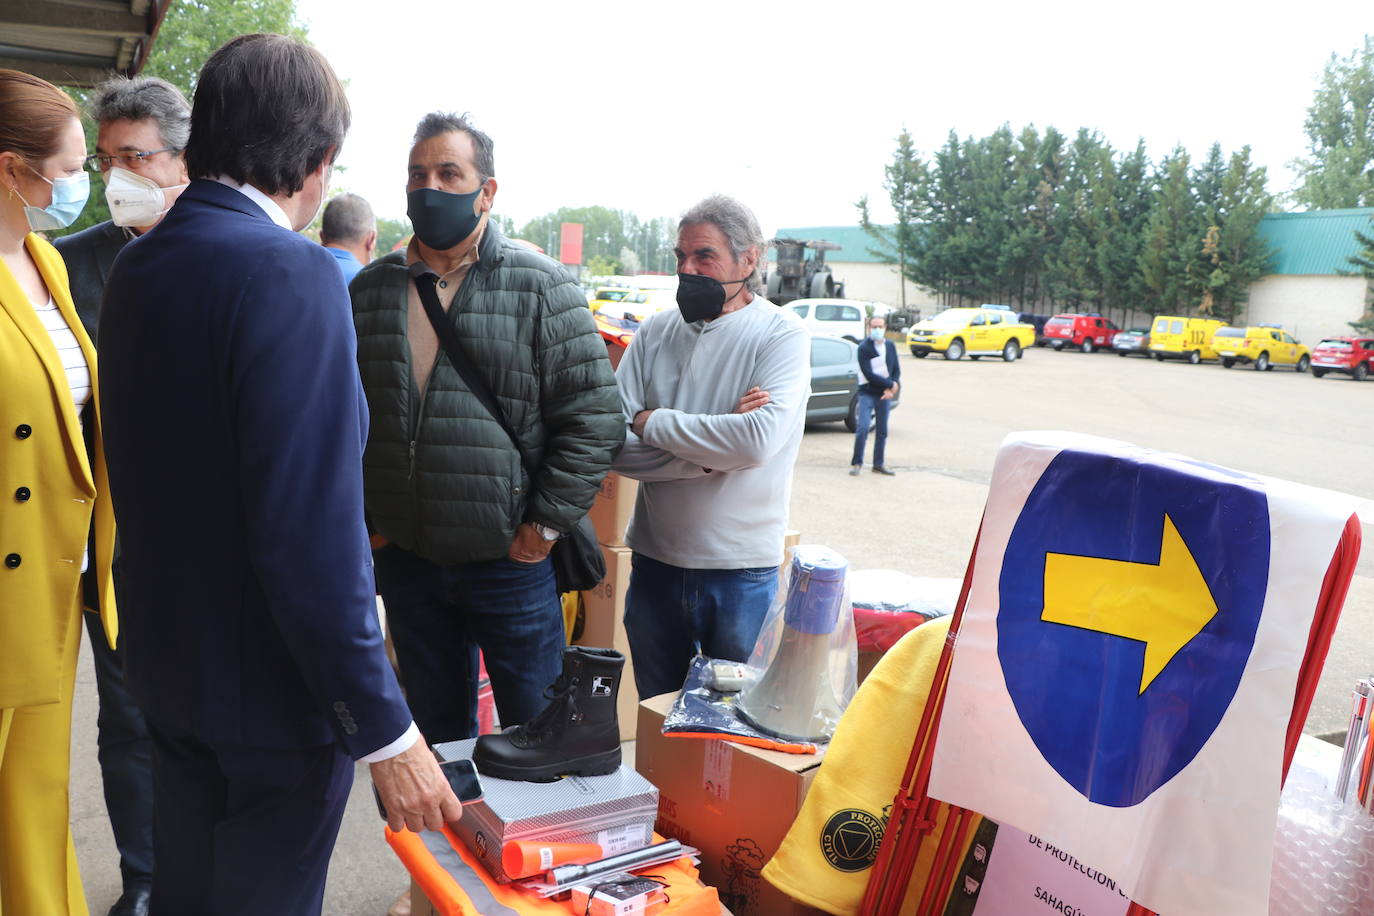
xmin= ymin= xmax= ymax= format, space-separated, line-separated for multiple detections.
xmin=1212 ymin=326 xmax=1310 ymax=372
xmin=1018 ymin=313 xmax=1050 ymax=346
xmin=1112 ymin=328 xmax=1151 ymax=356
xmin=906 ymin=307 xmax=1034 ymax=361
xmin=789 ymin=298 xmax=866 ymax=343
xmin=1311 ymin=337 xmax=1374 ymax=380
xmin=805 ymin=333 xmax=900 ymax=431
xmin=1149 ymin=316 xmax=1226 ymax=363
xmin=1043 ymin=313 xmax=1120 ymax=352
xmin=588 ymin=286 xmax=639 ymax=312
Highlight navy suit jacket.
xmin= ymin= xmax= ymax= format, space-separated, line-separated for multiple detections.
xmin=99 ymin=180 xmax=411 ymax=755
xmin=857 ymin=336 xmax=901 ymax=395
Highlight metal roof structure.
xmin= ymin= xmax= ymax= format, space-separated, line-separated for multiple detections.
xmin=783 ymin=209 xmax=1374 ymax=276
xmin=772 ymin=225 xmax=891 ymax=264
xmin=0 ymin=0 xmax=170 ymax=88
xmin=1258 ymin=208 xmax=1374 ymax=276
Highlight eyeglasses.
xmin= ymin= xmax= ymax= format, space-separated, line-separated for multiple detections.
xmin=85 ymin=148 xmax=179 ymax=171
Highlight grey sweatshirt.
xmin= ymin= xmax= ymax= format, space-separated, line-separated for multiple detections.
xmin=613 ymin=295 xmax=810 ymax=569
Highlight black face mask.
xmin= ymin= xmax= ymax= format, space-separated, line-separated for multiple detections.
xmin=676 ymin=272 xmax=748 ymax=323
xmin=407 ymin=185 xmax=484 ymax=251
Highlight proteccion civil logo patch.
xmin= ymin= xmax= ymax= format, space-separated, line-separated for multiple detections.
xmin=820 ymin=808 xmax=885 ymax=872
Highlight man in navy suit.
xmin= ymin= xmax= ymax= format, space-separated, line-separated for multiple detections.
xmin=850 ymin=314 xmax=901 ymax=476
xmin=98 ymin=34 xmax=458 ymax=914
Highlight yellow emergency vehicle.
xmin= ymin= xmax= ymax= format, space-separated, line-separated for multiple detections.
xmin=1148 ymin=316 xmax=1226 ymax=364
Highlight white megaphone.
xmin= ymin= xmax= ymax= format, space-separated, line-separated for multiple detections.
xmin=737 ymin=547 xmax=848 ymax=742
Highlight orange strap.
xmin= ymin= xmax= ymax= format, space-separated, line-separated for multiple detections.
xmin=664 ymin=730 xmax=818 ymax=755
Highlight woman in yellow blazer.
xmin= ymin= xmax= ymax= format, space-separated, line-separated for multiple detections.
xmin=0 ymin=69 xmax=117 ymax=916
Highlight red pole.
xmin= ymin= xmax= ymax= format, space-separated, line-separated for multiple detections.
xmin=861 ymin=525 xmax=983 ymax=916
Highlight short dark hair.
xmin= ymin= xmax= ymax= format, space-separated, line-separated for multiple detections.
xmin=186 ymin=34 xmax=349 ymax=196
xmin=89 ymin=75 xmax=191 ymax=150
xmin=321 ymin=193 xmax=374 ymax=244
xmin=413 ymin=112 xmax=495 ymax=182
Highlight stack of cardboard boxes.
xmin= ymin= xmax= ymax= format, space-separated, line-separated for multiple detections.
xmin=578 ymin=473 xmax=640 ymax=741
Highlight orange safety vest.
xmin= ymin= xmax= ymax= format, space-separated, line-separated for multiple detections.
xmin=387 ymin=826 xmax=723 ymax=916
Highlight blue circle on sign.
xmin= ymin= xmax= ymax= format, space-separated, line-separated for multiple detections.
xmin=998 ymin=450 xmax=1270 ymax=807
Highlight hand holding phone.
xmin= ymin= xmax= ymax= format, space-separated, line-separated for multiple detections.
xmin=369 ymin=743 xmax=468 ymax=832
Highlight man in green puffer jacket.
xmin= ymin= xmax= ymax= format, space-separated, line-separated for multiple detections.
xmin=352 ymin=112 xmax=623 ymax=747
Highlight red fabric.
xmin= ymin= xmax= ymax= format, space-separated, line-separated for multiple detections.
xmin=854 ymin=606 xmax=931 ymax=653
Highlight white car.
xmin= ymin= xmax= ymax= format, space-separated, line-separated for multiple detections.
xmin=788 ymin=298 xmax=867 ymax=342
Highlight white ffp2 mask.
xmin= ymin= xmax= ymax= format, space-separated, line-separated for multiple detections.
xmin=104 ymin=167 xmax=186 ymax=227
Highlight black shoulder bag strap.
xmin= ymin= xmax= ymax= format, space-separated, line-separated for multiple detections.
xmin=414 ymin=272 xmax=530 ymax=472
xmin=414 ymin=272 xmax=606 ymax=592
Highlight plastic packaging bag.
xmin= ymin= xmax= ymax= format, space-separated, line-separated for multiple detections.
xmin=734 ymin=545 xmax=857 ymax=744
xmin=660 ymin=654 xmax=821 ymax=754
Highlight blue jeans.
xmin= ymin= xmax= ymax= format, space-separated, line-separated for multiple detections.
xmin=372 ymin=546 xmax=566 ymax=744
xmin=623 ymin=553 xmax=779 ymax=699
xmin=851 ymin=389 xmax=891 ymax=467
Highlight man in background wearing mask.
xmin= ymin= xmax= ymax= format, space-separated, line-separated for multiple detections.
xmin=850 ymin=314 xmax=900 ymax=476
xmin=612 ymin=195 xmax=810 ymax=699
xmin=351 ymin=112 xmax=622 ymax=749
xmin=53 ymin=73 xmax=191 ymax=916
xmin=320 ymin=191 xmax=376 ymax=283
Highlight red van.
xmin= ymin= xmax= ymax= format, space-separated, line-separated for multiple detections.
xmin=1043 ymin=314 xmax=1121 ymax=352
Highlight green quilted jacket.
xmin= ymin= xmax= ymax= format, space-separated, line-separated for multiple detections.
xmin=351 ymin=226 xmax=624 ymax=564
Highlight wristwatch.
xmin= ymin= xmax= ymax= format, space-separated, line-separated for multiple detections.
xmin=532 ymin=522 xmax=562 ymax=541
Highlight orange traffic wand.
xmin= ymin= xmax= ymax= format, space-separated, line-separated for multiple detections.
xmin=501 ymin=840 xmax=604 ymax=879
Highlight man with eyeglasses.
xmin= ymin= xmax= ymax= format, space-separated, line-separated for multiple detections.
xmin=52 ymin=74 xmax=190 ymax=916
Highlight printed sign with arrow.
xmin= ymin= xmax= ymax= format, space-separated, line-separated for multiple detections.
xmin=1041 ymin=514 xmax=1220 ymax=695
xmin=996 ymin=450 xmax=1270 ymax=807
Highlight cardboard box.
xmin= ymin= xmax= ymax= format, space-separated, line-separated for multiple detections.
xmin=634 ymin=694 xmax=828 ymax=916
xmin=576 ymin=544 xmax=637 ymax=741
xmin=782 ymin=528 xmax=801 ymax=565
xmin=588 ymin=472 xmax=639 ymax=547
xmin=409 ymin=877 xmax=437 ymax=916
xmin=857 ymin=649 xmax=883 ymax=685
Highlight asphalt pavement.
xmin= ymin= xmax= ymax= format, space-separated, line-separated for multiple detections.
xmin=72 ymin=341 xmax=1374 ymax=912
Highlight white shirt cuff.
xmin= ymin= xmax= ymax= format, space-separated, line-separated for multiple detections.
xmin=359 ymin=721 xmax=421 ymax=763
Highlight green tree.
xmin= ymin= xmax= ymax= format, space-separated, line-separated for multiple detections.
xmin=585 ymin=254 xmax=619 ymax=278
xmin=516 ymin=206 xmax=675 ymax=273
xmin=1206 ymin=148 xmax=1276 ymax=322
xmin=376 ymin=216 xmax=411 ymax=254
xmin=142 ymin=0 xmax=306 ymax=95
xmin=1139 ymin=148 xmax=1200 ymax=316
xmin=1343 ymin=220 xmax=1374 ymax=331
xmin=1292 ymin=35 xmax=1374 ymax=209
xmin=857 ymin=128 xmax=927 ymax=309
xmin=59 ymin=0 xmax=305 ymax=235
xmin=1044 ymin=129 xmax=1111 ymax=310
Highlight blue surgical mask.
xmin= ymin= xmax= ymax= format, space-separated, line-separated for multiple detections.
xmin=17 ymin=166 xmax=90 ymax=231
xmin=869 ymin=327 xmax=885 ymax=341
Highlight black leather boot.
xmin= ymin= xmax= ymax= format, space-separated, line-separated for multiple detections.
xmin=473 ymin=646 xmax=624 ymax=782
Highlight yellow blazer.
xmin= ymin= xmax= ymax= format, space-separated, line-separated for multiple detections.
xmin=0 ymin=232 xmax=117 ymax=708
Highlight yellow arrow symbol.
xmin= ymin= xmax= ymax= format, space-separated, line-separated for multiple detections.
xmin=1041 ymin=514 xmax=1219 ymax=695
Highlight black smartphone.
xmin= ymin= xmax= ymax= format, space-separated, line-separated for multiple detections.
xmin=372 ymin=757 xmax=485 ymax=821
xmin=440 ymin=758 xmax=484 ymax=803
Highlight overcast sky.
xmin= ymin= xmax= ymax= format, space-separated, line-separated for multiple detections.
xmin=294 ymin=0 xmax=1369 ymax=237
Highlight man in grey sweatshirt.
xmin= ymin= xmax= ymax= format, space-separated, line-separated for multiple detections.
xmin=613 ymin=195 xmax=811 ymax=699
